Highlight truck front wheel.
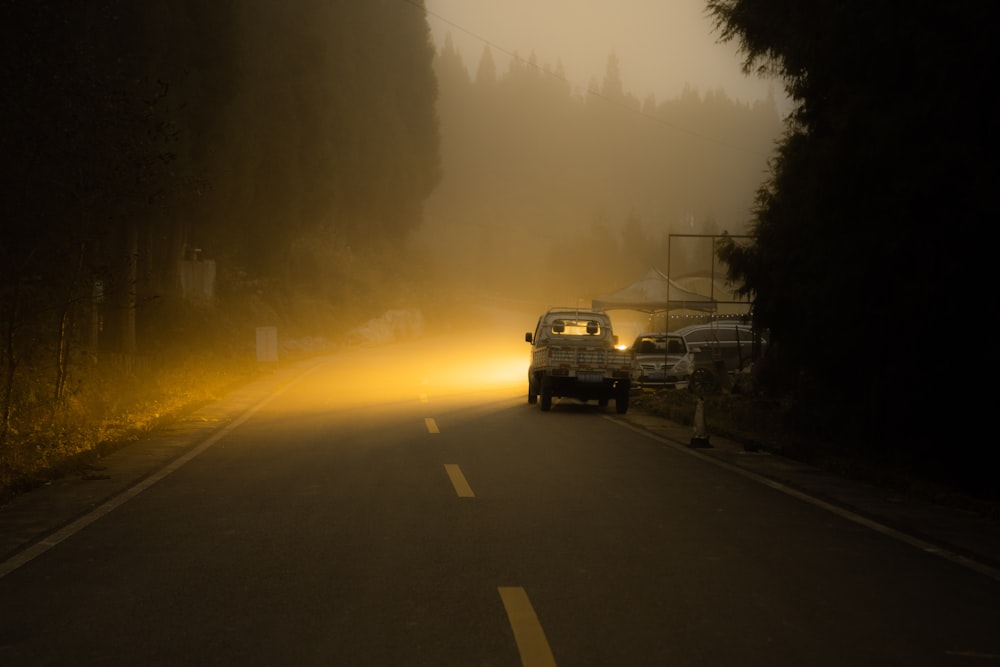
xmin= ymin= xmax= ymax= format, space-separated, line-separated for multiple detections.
xmin=528 ymin=375 xmax=538 ymax=404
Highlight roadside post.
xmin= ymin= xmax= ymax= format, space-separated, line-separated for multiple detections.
xmin=690 ymin=395 xmax=711 ymax=448
xmin=256 ymin=326 xmax=278 ymax=365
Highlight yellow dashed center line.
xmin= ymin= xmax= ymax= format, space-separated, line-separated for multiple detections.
xmin=424 ymin=417 xmax=439 ymax=434
xmin=498 ymin=587 xmax=557 ymax=667
xmin=444 ymin=464 xmax=475 ymax=498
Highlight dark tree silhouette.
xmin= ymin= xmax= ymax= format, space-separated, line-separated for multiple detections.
xmin=709 ymin=0 xmax=996 ymax=492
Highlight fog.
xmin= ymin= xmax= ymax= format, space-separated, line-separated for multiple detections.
xmin=415 ymin=1 xmax=784 ymax=311
xmin=2 ymin=2 xmax=783 ymax=487
xmin=5 ymin=0 xmax=994 ymax=534
xmin=424 ymin=0 xmax=780 ymax=108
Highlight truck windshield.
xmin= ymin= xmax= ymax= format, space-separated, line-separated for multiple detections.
xmin=549 ymin=319 xmax=603 ymax=336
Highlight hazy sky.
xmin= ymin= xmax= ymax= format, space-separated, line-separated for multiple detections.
xmin=423 ymin=0 xmax=784 ymax=106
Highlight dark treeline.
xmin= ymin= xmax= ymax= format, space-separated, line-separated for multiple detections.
xmin=0 ymin=1 xmax=439 ymax=479
xmin=423 ymin=36 xmax=784 ymax=304
xmin=709 ymin=1 xmax=996 ymax=495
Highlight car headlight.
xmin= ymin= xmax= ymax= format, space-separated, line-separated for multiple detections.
xmin=673 ymin=358 xmax=691 ymax=374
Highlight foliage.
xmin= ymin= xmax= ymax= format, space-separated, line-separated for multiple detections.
xmin=707 ymin=1 xmax=997 ymax=495
xmin=1 ymin=2 xmax=442 ymax=488
xmin=0 ymin=341 xmax=259 ymax=503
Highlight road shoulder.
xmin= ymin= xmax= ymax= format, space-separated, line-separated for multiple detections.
xmin=616 ymin=409 xmax=1000 ymax=582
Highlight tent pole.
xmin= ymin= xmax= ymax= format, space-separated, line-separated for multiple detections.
xmin=666 ymin=237 xmax=672 ymax=332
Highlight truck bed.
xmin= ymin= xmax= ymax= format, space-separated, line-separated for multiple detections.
xmin=532 ymin=345 xmax=634 ymax=377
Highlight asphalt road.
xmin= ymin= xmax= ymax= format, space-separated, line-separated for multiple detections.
xmin=1 ymin=327 xmax=999 ymax=666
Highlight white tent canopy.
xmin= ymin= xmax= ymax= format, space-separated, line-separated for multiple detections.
xmin=591 ymin=268 xmax=716 ymax=313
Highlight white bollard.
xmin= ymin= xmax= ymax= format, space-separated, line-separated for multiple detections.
xmin=689 ymin=395 xmax=711 ymax=448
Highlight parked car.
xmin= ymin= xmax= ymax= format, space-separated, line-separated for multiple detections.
xmin=628 ymin=332 xmax=694 ymax=390
xmin=674 ymin=322 xmax=767 ymax=393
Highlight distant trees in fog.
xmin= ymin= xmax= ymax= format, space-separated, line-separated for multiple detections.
xmin=427 ymin=36 xmax=784 ymax=302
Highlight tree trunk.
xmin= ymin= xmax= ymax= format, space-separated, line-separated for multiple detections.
xmin=0 ymin=284 xmax=22 ymax=450
xmin=122 ymin=224 xmax=138 ymax=372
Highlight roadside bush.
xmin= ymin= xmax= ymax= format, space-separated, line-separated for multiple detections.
xmin=0 ymin=352 xmax=259 ymax=504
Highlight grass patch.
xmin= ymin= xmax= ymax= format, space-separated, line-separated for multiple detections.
xmin=0 ymin=356 xmax=262 ymax=506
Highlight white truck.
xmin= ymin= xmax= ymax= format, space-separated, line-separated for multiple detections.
xmin=524 ymin=308 xmax=635 ymax=413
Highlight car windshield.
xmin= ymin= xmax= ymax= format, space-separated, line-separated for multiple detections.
xmin=633 ymin=336 xmax=686 ymax=354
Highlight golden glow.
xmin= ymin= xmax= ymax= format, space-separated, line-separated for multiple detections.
xmin=260 ymin=317 xmax=529 ymax=417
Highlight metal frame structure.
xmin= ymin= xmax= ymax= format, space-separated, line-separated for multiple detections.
xmin=666 ymin=233 xmax=753 ymax=317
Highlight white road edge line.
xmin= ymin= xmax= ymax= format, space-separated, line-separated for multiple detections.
xmin=607 ymin=416 xmax=1000 ymax=584
xmin=0 ymin=362 xmax=331 ymax=580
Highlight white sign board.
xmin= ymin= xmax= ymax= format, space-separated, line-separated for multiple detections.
xmin=256 ymin=326 xmax=278 ymax=362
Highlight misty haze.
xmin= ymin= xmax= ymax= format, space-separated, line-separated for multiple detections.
xmin=2 ymin=2 xmax=997 ymax=665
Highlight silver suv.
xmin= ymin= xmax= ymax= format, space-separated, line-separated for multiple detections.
xmin=674 ymin=322 xmax=767 ymax=392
